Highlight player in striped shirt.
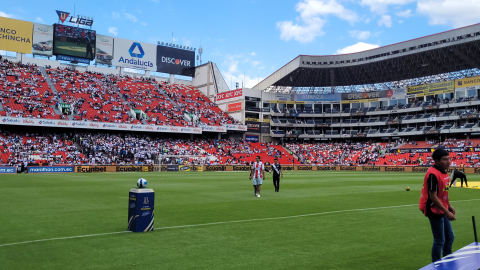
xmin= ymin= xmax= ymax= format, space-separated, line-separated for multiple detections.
xmin=249 ymin=156 xmax=265 ymax=197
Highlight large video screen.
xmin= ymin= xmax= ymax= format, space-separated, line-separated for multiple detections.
xmin=53 ymin=24 xmax=96 ymax=60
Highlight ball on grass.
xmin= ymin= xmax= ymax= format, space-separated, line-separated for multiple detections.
xmin=406 ymin=187 xmax=410 ymax=191
xmin=137 ymin=178 xmax=147 ymax=188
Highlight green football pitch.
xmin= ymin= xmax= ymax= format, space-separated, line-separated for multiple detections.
xmin=0 ymin=171 xmax=479 ymax=270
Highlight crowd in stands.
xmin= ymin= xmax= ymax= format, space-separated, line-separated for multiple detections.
xmin=0 ymin=60 xmax=242 ymax=128
xmin=3 ymin=126 xmax=480 ymax=168
xmin=0 ymin=60 xmax=59 ymax=119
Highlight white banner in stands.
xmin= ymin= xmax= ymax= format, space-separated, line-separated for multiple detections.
xmin=202 ymin=125 xmax=227 ymax=132
xmin=389 ymin=88 xmax=407 ymax=100
xmin=0 ymin=117 xmax=202 ymax=134
xmin=225 ymin=124 xmax=248 ymax=131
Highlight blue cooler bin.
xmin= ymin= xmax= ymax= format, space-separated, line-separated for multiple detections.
xmin=128 ymin=188 xmax=155 ymax=232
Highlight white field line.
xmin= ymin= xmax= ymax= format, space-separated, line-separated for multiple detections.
xmin=1 ymin=198 xmax=479 ymax=248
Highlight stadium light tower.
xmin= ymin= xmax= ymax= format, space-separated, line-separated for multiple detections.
xmin=198 ymin=46 xmax=203 ymax=66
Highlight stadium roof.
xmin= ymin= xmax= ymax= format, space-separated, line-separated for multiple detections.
xmin=253 ymin=23 xmax=480 ymax=93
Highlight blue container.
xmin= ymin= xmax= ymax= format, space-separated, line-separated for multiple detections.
xmin=128 ymin=188 xmax=155 ymax=232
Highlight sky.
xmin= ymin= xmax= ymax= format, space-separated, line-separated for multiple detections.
xmin=1 ymin=0 xmax=479 ymax=88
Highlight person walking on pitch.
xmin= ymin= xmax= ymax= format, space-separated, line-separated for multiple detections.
xmin=250 ymin=156 xmax=265 ymax=197
xmin=269 ymin=158 xmax=283 ymax=192
xmin=449 ymin=169 xmax=468 ymax=187
xmin=419 ymin=149 xmax=456 ymax=262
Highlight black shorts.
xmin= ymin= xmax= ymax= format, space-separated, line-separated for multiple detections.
xmin=273 ymin=175 xmax=280 ymax=181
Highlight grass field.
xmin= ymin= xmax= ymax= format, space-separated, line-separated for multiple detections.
xmin=0 ymin=171 xmax=479 ymax=270
xmin=54 ymin=41 xmax=95 ymax=58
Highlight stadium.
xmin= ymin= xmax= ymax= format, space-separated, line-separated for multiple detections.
xmin=0 ymin=4 xmax=479 ymax=270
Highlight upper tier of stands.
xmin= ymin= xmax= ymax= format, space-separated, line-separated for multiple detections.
xmin=0 ymin=60 xmax=239 ymax=127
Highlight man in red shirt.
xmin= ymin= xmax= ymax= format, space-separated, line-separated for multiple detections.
xmin=419 ymin=149 xmax=456 ymax=262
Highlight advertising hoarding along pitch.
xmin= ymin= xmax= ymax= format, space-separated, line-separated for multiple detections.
xmin=32 ymin=23 xmax=53 ymax=56
xmin=113 ymin=37 xmax=157 ymax=71
xmin=0 ymin=17 xmax=33 ymax=54
xmin=156 ymin=46 xmax=195 ymax=77
xmin=95 ymin=34 xmax=114 ymax=65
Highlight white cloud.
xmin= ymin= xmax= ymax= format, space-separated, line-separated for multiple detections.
xmin=36 ymin=17 xmax=44 ymax=22
xmin=108 ymin=27 xmax=118 ymax=36
xmin=251 ymin=52 xmax=257 ymax=56
xmin=360 ymin=0 xmax=414 ymax=14
xmin=277 ymin=0 xmax=359 ymax=43
xmin=140 ymin=22 xmax=147 ymax=26
xmin=336 ymin=42 xmax=380 ymax=54
xmin=183 ymin=38 xmax=192 ymax=46
xmin=251 ymin=60 xmax=260 ymax=66
xmin=124 ymin=13 xmax=138 ymax=23
xmin=228 ymin=60 xmax=238 ymax=73
xmin=396 ymin=9 xmax=412 ymax=18
xmin=348 ymin=30 xmax=371 ymax=40
xmin=0 ymin=11 xmax=15 ymax=18
xmin=112 ymin=12 xmax=120 ymax=20
xmin=378 ymin=14 xmax=392 ymax=27
xmin=417 ymin=0 xmax=480 ymax=28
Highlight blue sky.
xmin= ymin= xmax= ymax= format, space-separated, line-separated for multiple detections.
xmin=2 ymin=0 xmax=479 ymax=88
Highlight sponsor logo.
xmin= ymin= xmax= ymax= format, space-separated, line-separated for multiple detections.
xmin=57 ymin=121 xmax=68 ymax=126
xmin=0 ymin=167 xmax=16 ymax=174
xmin=157 ymin=127 xmax=169 ymax=131
xmin=317 ymin=166 xmax=336 ymax=171
xmin=100 ymin=38 xmax=110 ymax=43
xmin=193 ymin=128 xmax=201 ymax=133
xmin=171 ymin=128 xmax=179 ymax=132
xmin=55 ymin=10 xmax=93 ymax=26
xmin=129 ymin=197 xmax=136 ymax=201
xmin=89 ymin=123 xmax=99 ymax=128
xmin=181 ymin=128 xmax=191 ymax=132
xmin=119 ymin=125 xmax=128 ymax=129
xmin=28 ymin=166 xmax=74 ymax=173
xmin=216 ymin=127 xmax=225 ymax=131
xmin=118 ymin=56 xmax=154 ymax=68
xmin=216 ymin=89 xmax=243 ymax=101
xmin=130 ymin=203 xmax=135 ymax=208
xmin=340 ymin=166 xmax=357 ymax=171
xmin=142 ymin=211 xmax=151 ymax=216
xmin=458 ymin=81 xmax=463 ymax=86
xmin=179 ymin=166 xmax=190 ymax=171
xmin=474 ymin=168 xmax=480 ymax=174
xmin=385 ymin=167 xmax=405 ymax=172
xmin=129 ymin=42 xmax=145 ymax=58
xmin=347 ymin=92 xmax=380 ymax=100
xmin=55 ymin=10 xmax=70 ymax=23
xmin=143 ymin=197 xmax=149 ymax=205
xmin=131 ymin=125 xmax=142 ymax=130
xmin=282 ymin=166 xmax=295 ymax=171
xmin=205 ymin=166 xmax=224 ymax=171
xmin=412 ymin=167 xmax=429 ymax=173
xmin=141 ymin=207 xmax=150 ymax=211
xmin=161 ymin=56 xmax=192 ymax=67
xmin=116 ymin=166 xmax=143 ymax=172
xmin=72 ymin=122 xmax=87 ymax=127
xmin=37 ymin=27 xmax=49 ymax=32
xmin=23 ymin=119 xmax=34 ymax=124
xmin=362 ymin=167 xmax=381 ymax=172
xmin=203 ymin=126 xmax=215 ymax=131
xmin=77 ymin=166 xmax=107 ymax=173
xmin=233 ymin=166 xmax=251 ymax=171
xmin=145 ymin=126 xmax=154 ymax=130
xmin=103 ymin=124 xmax=116 ymax=128
xmin=297 ymin=166 xmax=312 ymax=171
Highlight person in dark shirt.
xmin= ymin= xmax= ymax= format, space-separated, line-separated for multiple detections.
xmin=449 ymin=169 xmax=468 ymax=187
xmin=269 ymin=158 xmax=283 ymax=192
xmin=85 ymin=32 xmax=93 ymax=59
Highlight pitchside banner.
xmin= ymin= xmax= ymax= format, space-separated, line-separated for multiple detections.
xmin=32 ymin=23 xmax=53 ymax=56
xmin=0 ymin=17 xmax=33 ymax=54
xmin=113 ymin=37 xmax=156 ymax=71
xmin=28 ymin=166 xmax=74 ymax=173
xmin=156 ymin=46 xmax=195 ymax=77
xmin=96 ymin=34 xmax=114 ymax=65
